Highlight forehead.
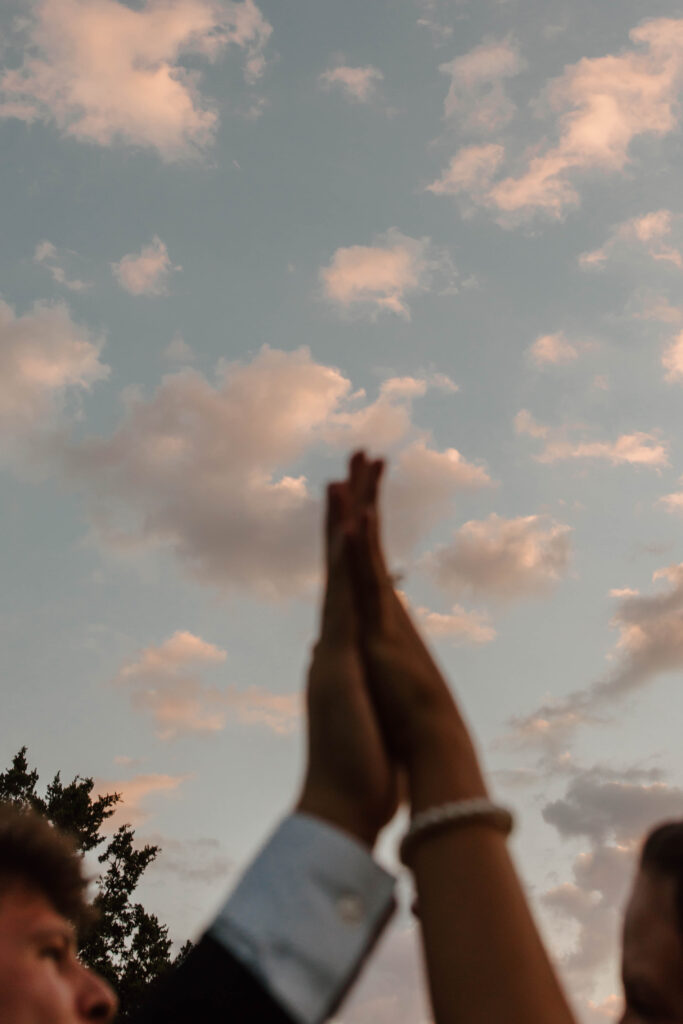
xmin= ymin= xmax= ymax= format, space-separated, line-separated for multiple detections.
xmin=0 ymin=884 xmax=73 ymax=942
xmin=623 ymin=871 xmax=683 ymax=987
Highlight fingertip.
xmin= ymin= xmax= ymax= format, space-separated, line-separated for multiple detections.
xmin=368 ymin=459 xmax=384 ymax=501
xmin=349 ymin=449 xmax=366 ymax=472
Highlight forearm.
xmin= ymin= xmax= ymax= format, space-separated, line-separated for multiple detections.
xmin=407 ymin=749 xmax=576 ymax=1024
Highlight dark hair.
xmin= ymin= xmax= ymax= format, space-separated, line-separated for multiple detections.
xmin=0 ymin=802 xmax=93 ymax=932
xmin=640 ymin=821 xmax=683 ymax=938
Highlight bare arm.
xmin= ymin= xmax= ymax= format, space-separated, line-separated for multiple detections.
xmin=345 ymin=451 xmax=577 ymax=1024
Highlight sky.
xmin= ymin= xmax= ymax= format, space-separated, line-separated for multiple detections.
xmin=2 ymin=0 xmax=683 ymax=1020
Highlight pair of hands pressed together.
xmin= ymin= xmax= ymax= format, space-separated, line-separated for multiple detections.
xmin=297 ymin=450 xmax=486 ymax=849
xmin=297 ymin=453 xmax=578 ymax=1024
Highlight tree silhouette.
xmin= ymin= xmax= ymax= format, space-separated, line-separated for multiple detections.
xmin=0 ymin=747 xmax=187 ymax=1018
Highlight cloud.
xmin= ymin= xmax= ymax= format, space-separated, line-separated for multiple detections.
xmin=114 ymin=630 xmax=299 ymax=739
xmin=0 ymin=298 xmax=108 ymax=447
xmin=515 ymin=410 xmax=669 ymax=468
xmin=487 ymin=19 xmax=683 ymax=220
xmin=414 ymin=602 xmax=496 ymax=644
xmin=439 ymin=36 xmax=525 ymax=133
xmin=112 ymin=236 xmax=180 ymax=296
xmin=528 ymin=332 xmax=580 ymax=367
xmin=319 ymin=64 xmax=383 ymax=103
xmin=543 ymin=842 xmax=633 ymax=984
xmin=383 ymin=438 xmax=492 ymax=556
xmin=425 ymin=512 xmax=572 ymax=601
xmin=145 ymin=833 xmax=235 ymax=884
xmin=415 ymin=0 xmax=455 ymax=46
xmin=56 ymin=347 xmax=486 ymax=596
xmin=540 ymin=766 xmax=683 ymax=1002
xmin=542 ymin=767 xmax=683 ymax=846
xmin=632 ymin=293 xmax=683 ymax=324
xmin=339 ymin=924 xmax=430 ymax=1024
xmin=662 ymin=329 xmax=683 ymax=380
xmin=579 ymin=210 xmax=683 ymax=271
xmin=95 ymin=771 xmax=191 ymax=825
xmin=658 ymin=490 xmax=683 ymax=513
xmin=510 ymin=564 xmax=683 ymax=752
xmin=426 ymin=142 xmax=505 ymax=200
xmin=379 ymin=372 xmax=458 ymax=398
xmin=0 ymin=0 xmax=272 ymax=160
xmin=33 ymin=240 xmax=90 ymax=292
xmin=583 ymin=996 xmax=622 ymax=1023
xmin=319 ymin=229 xmax=457 ymax=319
xmin=428 ymin=20 xmax=683 ymax=222
xmin=164 ymin=334 xmax=195 ymax=364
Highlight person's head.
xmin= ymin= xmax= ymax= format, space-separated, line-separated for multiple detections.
xmin=0 ymin=802 xmax=117 ymax=1023
xmin=620 ymin=822 xmax=683 ymax=1024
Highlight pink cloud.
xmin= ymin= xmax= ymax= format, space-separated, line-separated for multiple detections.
xmin=430 ymin=20 xmax=683 ymax=223
xmin=425 ymin=512 xmax=572 ymax=601
xmin=439 ymin=36 xmax=525 ymax=133
xmin=414 ymin=602 xmax=496 ymax=645
xmin=319 ymin=64 xmax=383 ymax=103
xmin=488 ymin=19 xmax=683 ymax=219
xmin=112 ymin=236 xmax=180 ymax=296
xmin=33 ymin=240 xmax=90 ymax=292
xmin=584 ymin=995 xmax=622 ymax=1023
xmin=508 ymin=563 xmax=683 ymax=753
xmin=114 ymin=630 xmax=300 ymax=739
xmin=580 ymin=210 xmax=683 ymax=270
xmin=384 ymin=438 xmax=493 ymax=556
xmin=0 ymin=298 xmax=108 ymax=446
xmin=528 ymin=331 xmax=580 ymax=367
xmin=658 ymin=490 xmax=683 ymax=514
xmin=0 ymin=0 xmax=272 ymax=160
xmin=319 ymin=229 xmax=457 ymax=319
xmin=51 ymin=346 xmax=488 ymax=596
xmin=94 ymin=771 xmax=192 ymax=825
xmin=426 ymin=142 xmax=505 ymax=199
xmin=662 ymin=329 xmax=683 ymax=380
xmin=515 ymin=410 xmax=669 ymax=468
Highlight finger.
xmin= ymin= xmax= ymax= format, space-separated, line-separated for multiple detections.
xmin=364 ymin=459 xmax=389 ymax=574
xmin=325 ymin=482 xmax=338 ymax=550
xmin=348 ymin=450 xmax=372 ymax=521
xmin=320 ymin=485 xmax=356 ymax=645
xmin=366 ymin=458 xmax=384 ymax=506
xmin=346 ymin=504 xmax=393 ymax=639
xmin=325 ymin=481 xmax=345 ymax=561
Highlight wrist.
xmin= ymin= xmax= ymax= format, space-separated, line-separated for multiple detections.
xmin=406 ymin=726 xmax=488 ymax=813
xmin=295 ymin=786 xmax=380 ymax=850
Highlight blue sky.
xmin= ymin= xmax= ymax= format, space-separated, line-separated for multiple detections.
xmin=3 ymin=1 xmax=683 ymax=1019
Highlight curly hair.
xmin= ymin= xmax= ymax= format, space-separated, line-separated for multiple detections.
xmin=0 ymin=802 xmax=94 ymax=932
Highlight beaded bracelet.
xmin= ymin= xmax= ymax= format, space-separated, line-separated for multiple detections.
xmin=399 ymin=797 xmax=514 ymax=866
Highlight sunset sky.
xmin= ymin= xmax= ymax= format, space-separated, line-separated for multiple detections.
xmin=3 ymin=0 xmax=683 ymax=1020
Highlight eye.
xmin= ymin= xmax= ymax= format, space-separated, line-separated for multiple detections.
xmin=41 ymin=943 xmax=67 ymax=964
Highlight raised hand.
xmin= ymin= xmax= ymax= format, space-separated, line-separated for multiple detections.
xmin=296 ymin=477 xmax=399 ymax=848
xmin=344 ymin=451 xmax=487 ymax=807
xmin=343 ymin=451 xmax=576 ymax=1024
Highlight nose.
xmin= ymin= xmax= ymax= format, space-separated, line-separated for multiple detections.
xmin=78 ymin=965 xmax=118 ymax=1022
